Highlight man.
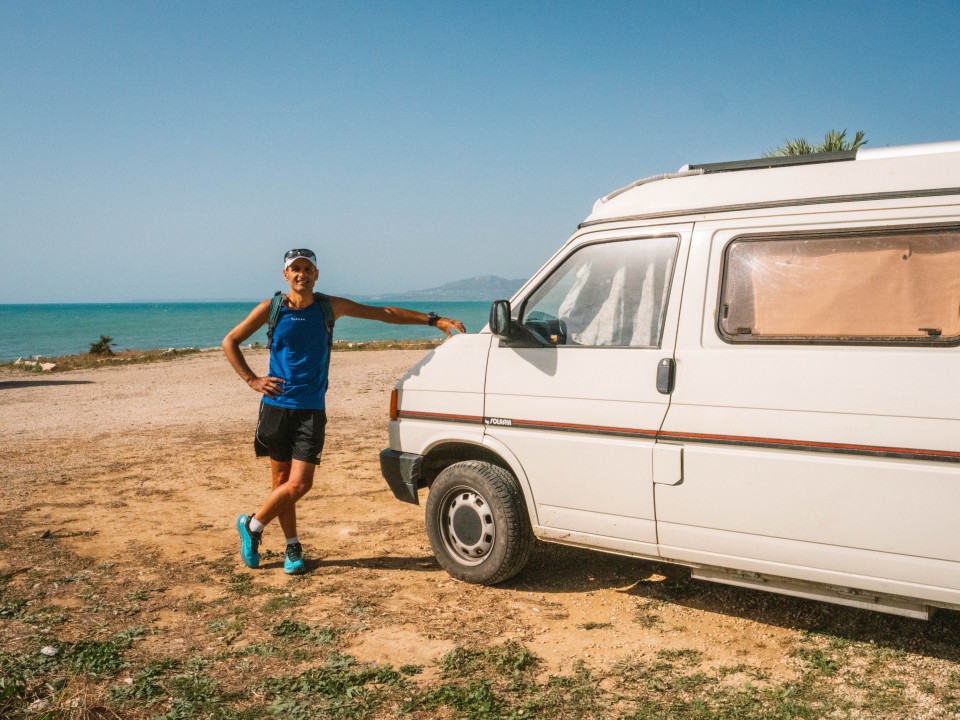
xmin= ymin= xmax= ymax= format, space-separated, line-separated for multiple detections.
xmin=222 ymin=248 xmax=466 ymax=574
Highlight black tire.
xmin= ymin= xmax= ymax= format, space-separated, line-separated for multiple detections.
xmin=425 ymin=460 xmax=533 ymax=585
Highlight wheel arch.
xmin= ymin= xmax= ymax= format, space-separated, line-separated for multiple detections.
xmin=421 ymin=437 xmax=538 ymax=528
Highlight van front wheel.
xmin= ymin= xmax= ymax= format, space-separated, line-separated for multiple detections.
xmin=425 ymin=461 xmax=533 ymax=585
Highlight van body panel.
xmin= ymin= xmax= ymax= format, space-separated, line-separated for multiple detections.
xmin=484 ymin=351 xmax=665 ymax=545
xmin=479 ymin=433 xmax=540 ymax=525
xmin=394 ymin=333 xmax=490 ymax=397
xmin=489 ymin=426 xmax=659 ymax=543
xmin=536 ymin=526 xmax=660 ymax=559
xmin=655 ymin=444 xmax=960 ymax=564
xmin=388 ymin=334 xmax=491 ymax=452
xmin=659 ymin=525 xmax=960 ymax=608
xmin=387 ymin=416 xmax=486 ymax=457
xmin=483 ymin=225 xmax=692 ymax=544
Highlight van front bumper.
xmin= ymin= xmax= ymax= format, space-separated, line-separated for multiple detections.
xmin=379 ymin=449 xmax=423 ymax=505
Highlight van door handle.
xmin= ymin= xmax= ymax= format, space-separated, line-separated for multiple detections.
xmin=656 ymin=358 xmax=675 ymax=395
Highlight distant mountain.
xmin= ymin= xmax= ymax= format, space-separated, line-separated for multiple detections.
xmin=365 ymin=275 xmax=525 ymax=302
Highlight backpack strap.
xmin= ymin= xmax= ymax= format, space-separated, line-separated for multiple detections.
xmin=266 ymin=291 xmax=284 ymax=349
xmin=313 ymin=292 xmax=336 ymax=334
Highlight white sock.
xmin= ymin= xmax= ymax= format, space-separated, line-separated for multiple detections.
xmin=286 ymin=536 xmax=300 ymax=546
xmin=248 ymin=516 xmax=265 ymax=534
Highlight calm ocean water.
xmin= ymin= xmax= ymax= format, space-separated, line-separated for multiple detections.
xmin=0 ymin=301 xmax=493 ymax=361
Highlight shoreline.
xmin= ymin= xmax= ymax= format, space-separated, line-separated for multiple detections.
xmin=0 ymin=338 xmax=445 ymax=374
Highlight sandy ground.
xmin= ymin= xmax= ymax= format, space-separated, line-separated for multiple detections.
xmin=2 ymin=348 xmax=959 ymax=706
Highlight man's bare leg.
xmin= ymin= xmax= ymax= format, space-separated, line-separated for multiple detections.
xmin=269 ymin=460 xmax=297 ymax=539
xmin=254 ymin=460 xmax=316 ymax=528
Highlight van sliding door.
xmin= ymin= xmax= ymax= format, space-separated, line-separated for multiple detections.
xmin=657 ymin=219 xmax=960 ymax=607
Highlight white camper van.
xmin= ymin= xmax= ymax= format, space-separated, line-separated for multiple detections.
xmin=380 ymin=140 xmax=960 ymax=619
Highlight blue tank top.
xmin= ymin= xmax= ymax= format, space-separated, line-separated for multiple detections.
xmin=262 ymin=300 xmax=331 ymax=410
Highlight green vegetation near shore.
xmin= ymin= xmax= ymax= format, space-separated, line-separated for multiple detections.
xmin=1 ymin=340 xmax=443 ymax=374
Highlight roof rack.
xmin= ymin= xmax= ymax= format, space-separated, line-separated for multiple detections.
xmin=684 ymin=150 xmax=857 ymax=174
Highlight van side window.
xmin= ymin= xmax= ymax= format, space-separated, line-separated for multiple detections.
xmin=520 ymin=236 xmax=679 ymax=347
xmin=719 ymin=226 xmax=960 ymax=344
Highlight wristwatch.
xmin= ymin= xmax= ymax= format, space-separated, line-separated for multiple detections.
xmin=427 ymin=312 xmax=440 ymax=327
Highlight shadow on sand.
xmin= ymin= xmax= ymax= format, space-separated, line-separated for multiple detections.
xmin=502 ymin=540 xmax=960 ymax=664
xmin=0 ymin=379 xmax=95 ymax=390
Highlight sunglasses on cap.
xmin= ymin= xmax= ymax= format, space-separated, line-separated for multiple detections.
xmin=284 ymin=248 xmax=317 ymax=261
xmin=284 ymin=248 xmax=318 ymax=269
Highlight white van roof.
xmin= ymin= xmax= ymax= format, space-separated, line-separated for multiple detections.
xmin=584 ymin=140 xmax=960 ymax=227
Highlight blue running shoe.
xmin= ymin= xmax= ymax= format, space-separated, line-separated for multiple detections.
xmin=284 ymin=542 xmax=306 ymax=575
xmin=236 ymin=514 xmax=261 ymax=569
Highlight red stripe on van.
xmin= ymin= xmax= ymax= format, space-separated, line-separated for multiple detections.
xmin=510 ymin=418 xmax=659 ymax=438
xmin=397 ymin=410 xmax=483 ymax=424
xmin=658 ymin=431 xmax=960 ymax=463
xmin=396 ymin=411 xmax=960 ymax=463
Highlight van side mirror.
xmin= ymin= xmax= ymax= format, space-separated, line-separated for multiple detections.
xmin=489 ymin=299 xmax=548 ymax=347
xmin=489 ymin=299 xmax=513 ymax=339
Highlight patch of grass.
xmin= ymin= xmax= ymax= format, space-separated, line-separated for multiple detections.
xmin=656 ymin=648 xmax=703 ymax=664
xmin=440 ymin=646 xmax=486 ymax=678
xmin=406 ymin=679 xmax=501 ymax=719
xmin=346 ymin=598 xmax=375 ymax=616
xmin=24 ymin=606 xmax=67 ymax=625
xmin=263 ymin=650 xmax=406 ymax=719
xmin=271 ymin=619 xmax=311 ymax=639
xmin=227 ymin=572 xmax=255 ymax=596
xmin=410 ymin=649 xmax=614 ymax=720
xmin=313 ymin=625 xmax=340 ymax=645
xmin=233 ymin=643 xmax=277 ymax=658
xmin=524 ymin=661 xmax=609 ymax=719
xmin=488 ymin=640 xmax=539 ymax=675
xmin=633 ymin=599 xmax=664 ymax=628
xmin=0 ymin=598 xmax=26 ymax=619
xmin=109 ymin=657 xmax=181 ymax=706
xmin=793 ymin=647 xmax=838 ymax=675
xmin=262 ymin=593 xmax=301 ymax=612
xmin=61 ymin=628 xmax=145 ymax=678
xmin=578 ymin=621 xmax=613 ymax=630
xmin=208 ymin=618 xmax=244 ymax=634
xmin=0 ymin=653 xmax=30 ymax=717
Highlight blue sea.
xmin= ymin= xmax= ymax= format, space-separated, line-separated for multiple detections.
xmin=0 ymin=301 xmax=493 ymax=361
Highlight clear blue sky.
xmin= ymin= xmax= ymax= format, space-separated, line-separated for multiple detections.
xmin=2 ymin=1 xmax=959 ymax=303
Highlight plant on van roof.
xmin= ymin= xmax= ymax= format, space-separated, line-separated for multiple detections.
xmin=765 ymin=128 xmax=867 ymax=156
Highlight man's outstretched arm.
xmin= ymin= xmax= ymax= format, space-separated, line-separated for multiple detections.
xmin=328 ymin=296 xmax=466 ymax=337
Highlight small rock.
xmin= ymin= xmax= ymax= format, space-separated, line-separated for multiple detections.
xmin=40 ymin=646 xmax=58 ymax=656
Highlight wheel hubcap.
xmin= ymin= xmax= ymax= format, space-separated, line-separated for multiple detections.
xmin=441 ymin=488 xmax=495 ymax=565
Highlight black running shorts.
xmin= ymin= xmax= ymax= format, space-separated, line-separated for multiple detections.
xmin=254 ymin=402 xmax=327 ymax=464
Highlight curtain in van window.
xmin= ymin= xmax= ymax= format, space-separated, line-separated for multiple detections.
xmin=576 ymin=266 xmax=626 ymax=345
xmin=524 ymin=236 xmax=678 ymax=347
xmin=630 ymin=262 xmax=667 ymax=346
xmin=722 ymin=229 xmax=960 ymax=340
